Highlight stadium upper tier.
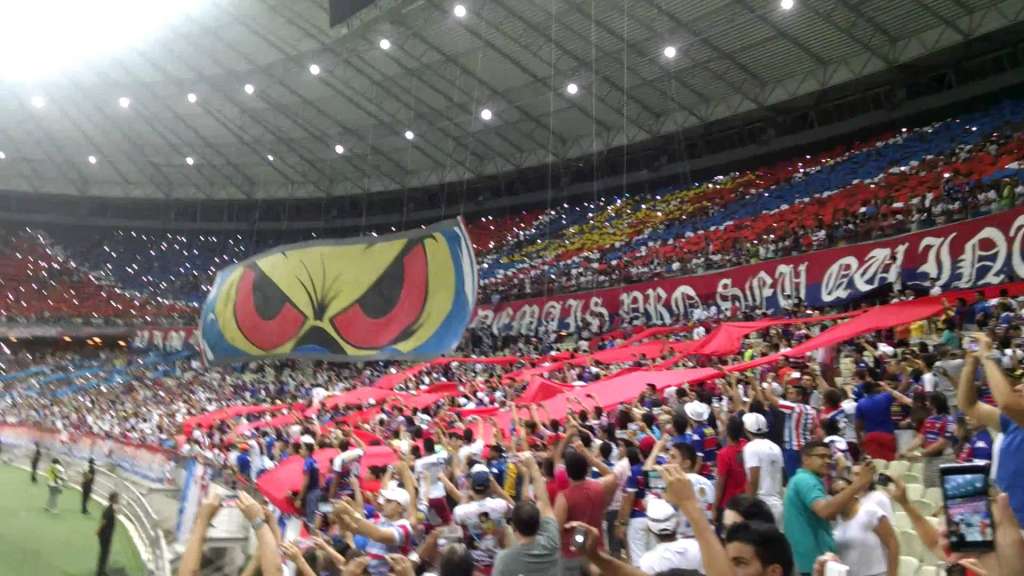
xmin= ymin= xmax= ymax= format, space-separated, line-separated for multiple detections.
xmin=2 ymin=99 xmax=1023 ymax=323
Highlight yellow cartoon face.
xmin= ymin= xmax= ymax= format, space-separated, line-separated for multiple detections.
xmin=200 ymin=221 xmax=476 ymax=363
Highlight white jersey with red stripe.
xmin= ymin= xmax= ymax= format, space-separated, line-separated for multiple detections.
xmin=776 ymin=400 xmax=819 ymax=451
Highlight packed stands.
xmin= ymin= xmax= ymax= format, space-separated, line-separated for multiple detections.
xmin=8 ymin=99 xmax=1018 ymax=318
xmin=0 ymin=228 xmax=193 ymax=325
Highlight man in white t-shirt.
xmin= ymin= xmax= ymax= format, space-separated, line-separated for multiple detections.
xmin=453 ymin=466 xmax=513 ymax=571
xmin=638 ymin=498 xmax=703 ymax=575
xmin=668 ymin=442 xmax=715 ymax=537
xmin=741 ymin=413 xmax=784 ymax=526
xmin=414 ymin=439 xmax=452 ymax=526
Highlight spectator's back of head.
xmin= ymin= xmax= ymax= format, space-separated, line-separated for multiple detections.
xmin=565 ymin=449 xmax=588 ymax=481
xmin=724 ymin=521 xmax=793 ymax=576
xmin=439 ymin=543 xmax=474 ymax=576
xmin=724 ymin=494 xmax=775 ymax=529
xmin=510 ymin=500 xmax=540 ymax=537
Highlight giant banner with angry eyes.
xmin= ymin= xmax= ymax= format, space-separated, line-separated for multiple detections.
xmin=199 ymin=218 xmax=477 ymax=365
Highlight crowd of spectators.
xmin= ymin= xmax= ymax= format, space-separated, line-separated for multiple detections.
xmin=7 ymin=286 xmax=1024 ymax=574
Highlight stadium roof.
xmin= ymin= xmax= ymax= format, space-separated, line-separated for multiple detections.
xmin=0 ymin=0 xmax=1020 ymax=200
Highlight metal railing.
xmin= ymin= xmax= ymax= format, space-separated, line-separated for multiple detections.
xmin=1 ymin=445 xmax=172 ymax=576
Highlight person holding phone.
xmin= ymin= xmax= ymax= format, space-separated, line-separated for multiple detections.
xmin=783 ymin=441 xmax=875 ymax=575
xmin=899 ymin=391 xmax=956 ymax=487
xmin=828 ymin=477 xmax=899 ymax=576
xmin=957 ymin=332 xmax=1024 ymax=526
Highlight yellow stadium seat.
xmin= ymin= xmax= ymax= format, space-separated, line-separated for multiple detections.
xmin=898 ymin=556 xmax=920 ymax=576
xmin=917 ymin=567 xmax=939 ymax=576
xmin=909 ymin=461 xmax=924 ymax=477
xmin=905 ymin=483 xmax=925 ymax=501
xmin=873 ymin=458 xmax=889 ymax=472
xmin=912 ymin=498 xmax=937 ymax=516
xmin=892 ymin=511 xmax=912 ymax=531
xmin=898 ymin=530 xmax=923 ymax=563
xmin=924 ymin=487 xmax=942 ymax=505
xmin=902 ymin=472 xmax=922 ymax=485
xmin=888 ymin=460 xmax=910 ymax=478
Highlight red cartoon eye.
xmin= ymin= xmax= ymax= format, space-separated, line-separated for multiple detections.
xmin=234 ymin=266 xmax=306 ymax=350
xmin=331 ymin=243 xmax=428 ymax=349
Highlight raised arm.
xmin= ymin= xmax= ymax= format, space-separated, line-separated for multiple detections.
xmin=570 ymin=522 xmax=648 ymax=576
xmin=958 ymin=347 xmax=1002 ymax=429
xmin=522 ymin=453 xmax=553 ymax=518
xmin=238 ymin=492 xmax=284 ymax=576
xmin=177 ymin=491 xmax=222 ymax=576
xmin=812 ymin=462 xmax=876 ymax=521
xmin=663 ymin=465 xmax=733 ymax=576
xmin=975 ymin=332 xmax=1024 ymax=425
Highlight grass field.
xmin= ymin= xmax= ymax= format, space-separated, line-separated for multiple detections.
xmin=0 ymin=464 xmax=147 ymax=576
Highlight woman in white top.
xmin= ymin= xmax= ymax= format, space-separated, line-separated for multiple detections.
xmin=830 ymin=477 xmax=900 ymax=576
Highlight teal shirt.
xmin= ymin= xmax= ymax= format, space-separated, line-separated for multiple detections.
xmin=940 ymin=329 xmax=960 ymax=350
xmin=783 ymin=468 xmax=834 ymax=573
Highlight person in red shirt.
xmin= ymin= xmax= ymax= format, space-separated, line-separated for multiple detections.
xmin=554 ymin=443 xmax=620 ymax=575
xmin=715 ymin=415 xmax=748 ymax=518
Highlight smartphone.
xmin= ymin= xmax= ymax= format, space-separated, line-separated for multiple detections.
xmin=569 ymin=526 xmax=588 ymax=551
xmin=823 ymin=560 xmax=850 ymax=576
xmin=875 ymin=473 xmax=893 ymax=487
xmin=317 ymin=502 xmax=333 ymax=514
xmin=940 ymin=463 xmax=995 ymax=552
xmin=965 ymin=338 xmax=980 ymax=352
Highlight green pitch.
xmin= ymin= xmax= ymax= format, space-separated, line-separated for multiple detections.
xmin=0 ymin=464 xmax=148 ymax=575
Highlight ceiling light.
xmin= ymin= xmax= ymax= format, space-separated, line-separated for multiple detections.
xmin=454 ymin=4 xmax=467 ymax=18
xmin=185 ymin=156 xmax=194 ymax=166
xmin=266 ymin=154 xmax=274 ymax=162
xmin=118 ymin=96 xmax=130 ymax=108
xmin=30 ymin=95 xmax=45 ymax=108
xmin=308 ymin=63 xmax=321 ymax=76
xmin=480 ymin=108 xmax=492 ymax=121
xmin=0 ymin=151 xmax=6 ymax=160
xmin=404 ymin=130 xmax=415 ymax=140
xmin=88 ymin=155 xmax=97 ymax=165
xmin=334 ymin=144 xmax=345 ymax=155
xmin=379 ymin=38 xmax=391 ymax=50
xmin=780 ymin=0 xmax=794 ymax=9
xmin=243 ymin=83 xmax=255 ymax=95
xmin=566 ymin=82 xmax=579 ymax=95
xmin=186 ymin=92 xmax=197 ymax=104
xmin=663 ymin=46 xmax=677 ymax=59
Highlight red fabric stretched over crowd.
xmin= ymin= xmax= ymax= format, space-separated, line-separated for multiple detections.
xmin=429 ymin=356 xmax=521 ymax=366
xmin=256 ymin=446 xmax=398 ymax=515
xmin=722 ymin=300 xmax=946 ymax=372
xmin=395 ymin=392 xmax=446 ymax=410
xmin=230 ymin=411 xmax=302 ymax=439
xmin=182 ymin=404 xmax=290 ymax=435
xmin=515 ymin=377 xmax=572 ymax=405
xmin=585 ymin=341 xmax=670 ymax=364
xmin=322 ymin=387 xmax=395 ymax=409
xmin=499 ymin=367 xmax=722 ymax=429
xmin=456 ymin=406 xmax=501 ymax=417
xmin=690 ymin=310 xmax=864 ymax=357
xmin=623 ymin=325 xmax=693 ymax=345
xmin=425 ymin=382 xmax=461 ymax=394
xmin=336 ymin=407 xmax=382 ymax=425
xmin=374 ymin=365 xmax=429 ymax=390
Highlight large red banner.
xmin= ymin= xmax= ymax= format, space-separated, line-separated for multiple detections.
xmin=473 ymin=208 xmax=1024 ymax=336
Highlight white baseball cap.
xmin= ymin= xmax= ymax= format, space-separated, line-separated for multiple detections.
xmin=684 ymin=401 xmax=711 ymax=422
xmin=645 ymin=498 xmax=679 ymax=535
xmin=379 ymin=485 xmax=411 ymax=508
xmin=742 ymin=412 xmax=769 ymax=435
